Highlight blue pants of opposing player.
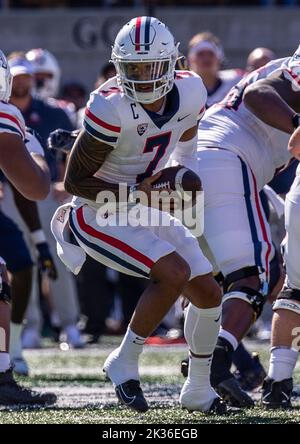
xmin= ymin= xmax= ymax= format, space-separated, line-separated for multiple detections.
xmin=0 ymin=210 xmax=33 ymax=272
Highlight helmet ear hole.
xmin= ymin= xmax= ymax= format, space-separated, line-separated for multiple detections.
xmin=111 ymin=16 xmax=178 ymax=104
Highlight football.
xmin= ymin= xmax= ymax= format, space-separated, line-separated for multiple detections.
xmin=151 ymin=165 xmax=202 ymax=200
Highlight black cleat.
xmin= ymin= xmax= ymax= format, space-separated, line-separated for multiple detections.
xmin=181 ymin=357 xmax=189 ymax=378
xmin=207 ymin=397 xmax=228 ymax=415
xmin=216 ymin=377 xmax=254 ymax=408
xmin=234 ymin=353 xmax=267 ymax=392
xmin=0 ymin=368 xmax=57 ymax=407
xmin=211 ymin=338 xmax=254 ymax=408
xmin=115 ymin=379 xmax=149 ymax=413
xmin=261 ymin=377 xmax=293 ymax=410
xmin=208 ymin=397 xmax=242 ymax=415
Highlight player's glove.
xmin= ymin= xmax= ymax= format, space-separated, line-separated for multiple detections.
xmin=31 ymin=230 xmax=58 ymax=280
xmin=36 ymin=242 xmax=58 ymax=280
xmin=47 ymin=129 xmax=80 ymax=153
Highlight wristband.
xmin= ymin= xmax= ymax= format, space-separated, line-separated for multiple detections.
xmin=31 ymin=229 xmax=47 ymax=245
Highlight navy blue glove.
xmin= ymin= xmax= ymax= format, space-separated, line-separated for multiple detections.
xmin=36 ymin=242 xmax=58 ymax=280
xmin=47 ymin=129 xmax=79 ymax=153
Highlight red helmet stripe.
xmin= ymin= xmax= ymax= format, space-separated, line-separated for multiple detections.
xmin=135 ymin=16 xmax=142 ymax=51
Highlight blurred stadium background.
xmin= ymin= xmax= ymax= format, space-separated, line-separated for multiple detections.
xmin=0 ymin=1 xmax=300 ymax=90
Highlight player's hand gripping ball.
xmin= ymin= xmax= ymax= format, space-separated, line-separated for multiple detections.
xmin=151 ymin=165 xmax=202 ymax=209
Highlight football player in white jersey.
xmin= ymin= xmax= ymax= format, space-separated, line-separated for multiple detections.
xmin=182 ymin=41 xmax=273 ymax=392
xmin=179 ymin=46 xmax=300 ymax=407
xmin=261 ymin=128 xmax=300 ymax=409
xmin=0 ymin=50 xmax=56 ymax=406
xmin=52 ymin=17 xmax=225 ymax=414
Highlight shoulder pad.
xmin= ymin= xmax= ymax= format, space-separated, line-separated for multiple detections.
xmin=175 ymin=71 xmax=207 ymax=120
xmin=283 ymin=53 xmax=300 ymax=91
xmin=83 ymin=88 xmax=121 ymax=147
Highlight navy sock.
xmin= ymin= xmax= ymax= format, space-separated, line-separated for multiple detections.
xmin=232 ymin=342 xmax=256 ymax=373
xmin=211 ymin=337 xmax=234 ymax=386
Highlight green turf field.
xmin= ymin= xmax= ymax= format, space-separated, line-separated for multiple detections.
xmin=0 ymin=338 xmax=299 ymax=424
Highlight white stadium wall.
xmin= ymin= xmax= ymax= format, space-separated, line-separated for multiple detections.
xmin=1 ymin=7 xmax=300 ymax=91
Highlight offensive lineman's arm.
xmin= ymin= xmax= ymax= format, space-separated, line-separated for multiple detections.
xmin=0 ymin=133 xmax=50 ymax=200
xmin=243 ymin=71 xmax=300 ymax=134
xmin=288 ymin=125 xmax=300 ymax=160
xmin=179 ymin=125 xmax=198 ymax=142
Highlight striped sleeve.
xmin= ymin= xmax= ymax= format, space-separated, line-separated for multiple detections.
xmin=83 ymin=93 xmax=121 ymax=147
xmin=283 ymin=50 xmax=300 ymax=91
xmin=0 ymin=107 xmax=26 ymax=139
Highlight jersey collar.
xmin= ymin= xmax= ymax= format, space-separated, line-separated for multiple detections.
xmin=141 ymin=84 xmax=180 ymax=129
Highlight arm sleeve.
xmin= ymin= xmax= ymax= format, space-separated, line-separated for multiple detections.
xmin=83 ymin=92 xmax=121 ymax=148
xmin=167 ymin=135 xmax=198 ymax=172
xmin=283 ymin=51 xmax=300 ymax=92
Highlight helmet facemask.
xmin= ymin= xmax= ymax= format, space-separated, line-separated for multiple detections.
xmin=34 ymin=71 xmax=58 ymax=99
xmin=113 ymin=53 xmax=177 ymax=104
xmin=111 ymin=17 xmax=179 ymax=104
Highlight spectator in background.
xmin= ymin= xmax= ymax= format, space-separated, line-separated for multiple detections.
xmin=26 ymin=48 xmax=61 ymax=100
xmin=1 ymin=53 xmax=84 ymax=349
xmin=26 ymin=48 xmax=77 ymax=126
xmin=187 ymin=31 xmax=243 ymax=107
xmin=60 ymin=82 xmax=87 ymax=112
xmin=94 ymin=62 xmax=116 ymax=89
xmin=246 ymin=47 xmax=275 ymax=72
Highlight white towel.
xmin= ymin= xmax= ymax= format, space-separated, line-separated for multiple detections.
xmin=51 ymin=202 xmax=86 ymax=275
xmin=263 ymin=185 xmax=285 ymax=218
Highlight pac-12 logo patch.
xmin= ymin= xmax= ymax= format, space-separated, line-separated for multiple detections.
xmin=137 ymin=123 xmax=148 ymax=136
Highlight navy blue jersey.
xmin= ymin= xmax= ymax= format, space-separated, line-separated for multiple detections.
xmin=23 ymin=98 xmax=74 ymax=181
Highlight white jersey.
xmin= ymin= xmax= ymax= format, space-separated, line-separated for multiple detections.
xmin=83 ymin=71 xmax=207 ymax=185
xmin=198 ymin=50 xmax=300 ymax=189
xmin=206 ymin=69 xmax=243 ymax=107
xmin=0 ymin=101 xmax=26 ymax=140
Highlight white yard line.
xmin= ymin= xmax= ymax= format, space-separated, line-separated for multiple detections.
xmin=31 ymin=365 xmax=180 ymax=376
